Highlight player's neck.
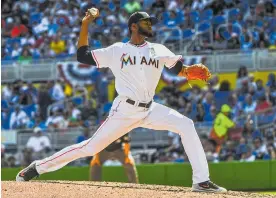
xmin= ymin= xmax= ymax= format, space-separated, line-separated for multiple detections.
xmin=129 ymin=35 xmax=146 ymax=46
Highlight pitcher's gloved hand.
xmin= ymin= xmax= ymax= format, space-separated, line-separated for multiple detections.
xmin=183 ymin=63 xmax=212 ymax=82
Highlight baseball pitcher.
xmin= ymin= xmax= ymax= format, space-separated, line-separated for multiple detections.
xmin=90 ymin=134 xmax=138 ymax=183
xmin=16 ymin=8 xmax=226 ymax=193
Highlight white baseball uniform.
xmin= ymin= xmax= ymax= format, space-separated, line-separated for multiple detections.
xmin=35 ymin=41 xmax=209 ymax=184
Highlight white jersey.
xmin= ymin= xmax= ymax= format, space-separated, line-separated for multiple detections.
xmin=91 ymin=41 xmax=182 ymax=103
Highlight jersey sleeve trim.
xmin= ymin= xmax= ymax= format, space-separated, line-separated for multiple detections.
xmin=91 ymin=51 xmax=100 ymax=68
xmin=168 ymin=55 xmax=182 ymax=69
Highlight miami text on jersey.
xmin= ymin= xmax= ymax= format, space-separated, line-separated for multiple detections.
xmin=121 ymin=54 xmax=159 ymax=69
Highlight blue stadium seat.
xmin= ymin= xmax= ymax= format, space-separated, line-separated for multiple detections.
xmin=1 ymin=100 xmax=9 ymax=110
xmin=212 ymin=15 xmax=226 ymax=25
xmin=252 ymin=31 xmax=259 ymax=42
xmin=162 ymin=11 xmax=170 ymax=24
xmin=221 ymin=31 xmax=231 ymax=40
xmin=122 ymin=37 xmax=129 ymax=43
xmin=197 ymin=21 xmax=211 ymax=34
xmin=22 ymin=104 xmax=36 ymax=118
xmin=176 ymin=10 xmax=185 ymax=24
xmin=29 ymin=13 xmax=42 ymax=25
xmin=108 ymin=1 xmax=116 ymax=12
xmin=232 ymin=24 xmax=241 ymax=36
xmin=190 ymin=11 xmax=200 ymax=24
xmin=228 ymin=8 xmax=240 ymax=18
xmin=167 ymin=29 xmax=181 ymax=41
xmin=72 ymin=97 xmax=84 ymax=105
xmin=256 ymin=20 xmax=263 ymax=28
xmin=103 ymin=102 xmax=112 ymax=113
xmin=200 ymin=9 xmax=213 ymax=22
xmin=91 ymin=40 xmax=102 ymax=49
xmin=183 ymin=29 xmax=195 ymax=40
xmin=273 ymin=0 xmax=276 ymax=7
xmin=95 ymin=18 xmax=104 ymax=26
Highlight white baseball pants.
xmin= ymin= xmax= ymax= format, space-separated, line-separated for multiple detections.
xmin=36 ymin=96 xmax=209 ymax=184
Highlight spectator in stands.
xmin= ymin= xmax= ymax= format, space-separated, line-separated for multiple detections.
xmin=210 ymin=104 xmax=235 ymax=153
xmin=252 ymin=137 xmax=268 ymax=160
xmin=2 ymin=83 xmax=13 ymax=101
xmin=204 ymin=105 xmax=217 ymax=122
xmin=51 ymin=80 xmax=65 ymax=101
xmin=266 ymin=134 xmax=276 ymax=160
xmin=38 ymin=84 xmax=53 ymax=120
xmin=18 ymin=48 xmax=32 ymax=65
xmin=48 ymin=108 xmax=67 ymax=129
xmin=76 ymin=122 xmax=90 ymax=144
xmin=187 ymin=85 xmax=203 ymax=103
xmin=50 ymin=35 xmax=66 ymax=55
xmin=204 ymin=139 xmax=219 ymax=162
xmin=184 ymin=102 xmax=194 ymax=120
xmin=243 ymin=119 xmax=261 ymax=140
xmin=124 ymin=0 xmax=141 ymax=14
xmin=236 ymin=66 xmax=249 ymax=90
xmin=244 ymin=94 xmax=257 ymax=114
xmin=239 ymin=146 xmax=255 ymax=162
xmin=219 ymin=140 xmax=236 ymax=161
xmin=202 ymin=92 xmax=214 ymax=114
xmin=219 ymin=80 xmax=230 ymax=91
xmin=151 ymin=0 xmax=166 ymax=12
xmin=10 ymin=105 xmax=30 ymax=129
xmin=26 ymin=127 xmax=51 ymax=160
xmin=256 ymin=95 xmax=271 ymax=113
xmin=11 ymin=42 xmax=22 ymax=59
xmin=255 ymin=79 xmax=266 ymax=99
xmin=266 ymin=74 xmax=276 ymax=106
xmin=195 ymin=103 xmax=205 ymax=122
xmin=268 ymin=40 xmax=276 ymax=50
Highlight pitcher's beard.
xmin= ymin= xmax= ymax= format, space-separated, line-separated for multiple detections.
xmin=138 ymin=25 xmax=153 ymax=38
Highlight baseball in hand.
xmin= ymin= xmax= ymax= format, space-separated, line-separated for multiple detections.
xmin=88 ymin=8 xmax=99 ymax=18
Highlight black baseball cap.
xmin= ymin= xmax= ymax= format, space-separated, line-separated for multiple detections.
xmin=128 ymin=12 xmax=158 ymax=28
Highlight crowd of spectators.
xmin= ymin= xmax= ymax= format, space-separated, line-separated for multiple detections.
xmin=1 ymin=0 xmax=276 ymax=63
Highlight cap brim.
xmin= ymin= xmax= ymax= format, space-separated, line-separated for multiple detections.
xmin=139 ymin=17 xmax=158 ymax=25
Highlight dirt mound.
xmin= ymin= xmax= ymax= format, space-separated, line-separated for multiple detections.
xmin=1 ymin=181 xmax=272 ymax=198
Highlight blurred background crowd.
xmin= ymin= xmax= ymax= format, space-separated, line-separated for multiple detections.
xmin=1 ymin=0 xmax=276 ymax=168
xmin=1 ymin=0 xmax=276 ymax=62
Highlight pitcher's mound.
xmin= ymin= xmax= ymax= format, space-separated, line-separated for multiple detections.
xmin=1 ymin=181 xmax=271 ymax=198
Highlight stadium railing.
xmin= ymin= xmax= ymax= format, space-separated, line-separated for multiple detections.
xmin=1 ymin=50 xmax=276 ymax=83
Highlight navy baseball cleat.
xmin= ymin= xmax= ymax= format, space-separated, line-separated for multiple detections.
xmin=192 ymin=180 xmax=227 ymax=193
xmin=16 ymin=161 xmax=39 ymax=182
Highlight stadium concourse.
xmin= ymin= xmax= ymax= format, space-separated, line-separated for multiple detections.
xmin=1 ymin=0 xmax=276 ymax=171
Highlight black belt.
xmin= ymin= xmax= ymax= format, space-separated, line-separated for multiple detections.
xmin=126 ymin=99 xmax=152 ymax=108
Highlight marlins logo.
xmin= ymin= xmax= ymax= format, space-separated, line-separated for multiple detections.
xmin=121 ymin=53 xmax=136 ymax=68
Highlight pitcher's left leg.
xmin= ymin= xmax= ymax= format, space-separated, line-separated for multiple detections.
xmin=140 ymin=102 xmax=226 ymax=193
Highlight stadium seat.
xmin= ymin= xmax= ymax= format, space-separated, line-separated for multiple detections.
xmin=197 ymin=21 xmax=211 ymax=34
xmin=221 ymin=31 xmax=231 ymax=40
xmin=200 ymin=9 xmax=213 ymax=22
xmin=183 ymin=29 xmax=195 ymax=40
xmin=176 ymin=10 xmax=185 ymax=24
xmin=228 ymin=8 xmax=240 ymax=18
xmin=252 ymin=31 xmax=259 ymax=42
xmin=166 ymin=29 xmax=181 ymax=41
xmin=72 ymin=97 xmax=84 ymax=106
xmin=190 ymin=10 xmax=200 ymax=24
xmin=91 ymin=40 xmax=102 ymax=49
xmin=212 ymin=15 xmax=226 ymax=25
xmin=108 ymin=1 xmax=116 ymax=12
xmin=103 ymin=102 xmax=112 ymax=113
xmin=122 ymin=37 xmax=129 ymax=43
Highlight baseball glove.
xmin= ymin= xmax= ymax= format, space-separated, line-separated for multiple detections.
xmin=184 ymin=63 xmax=211 ymax=82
